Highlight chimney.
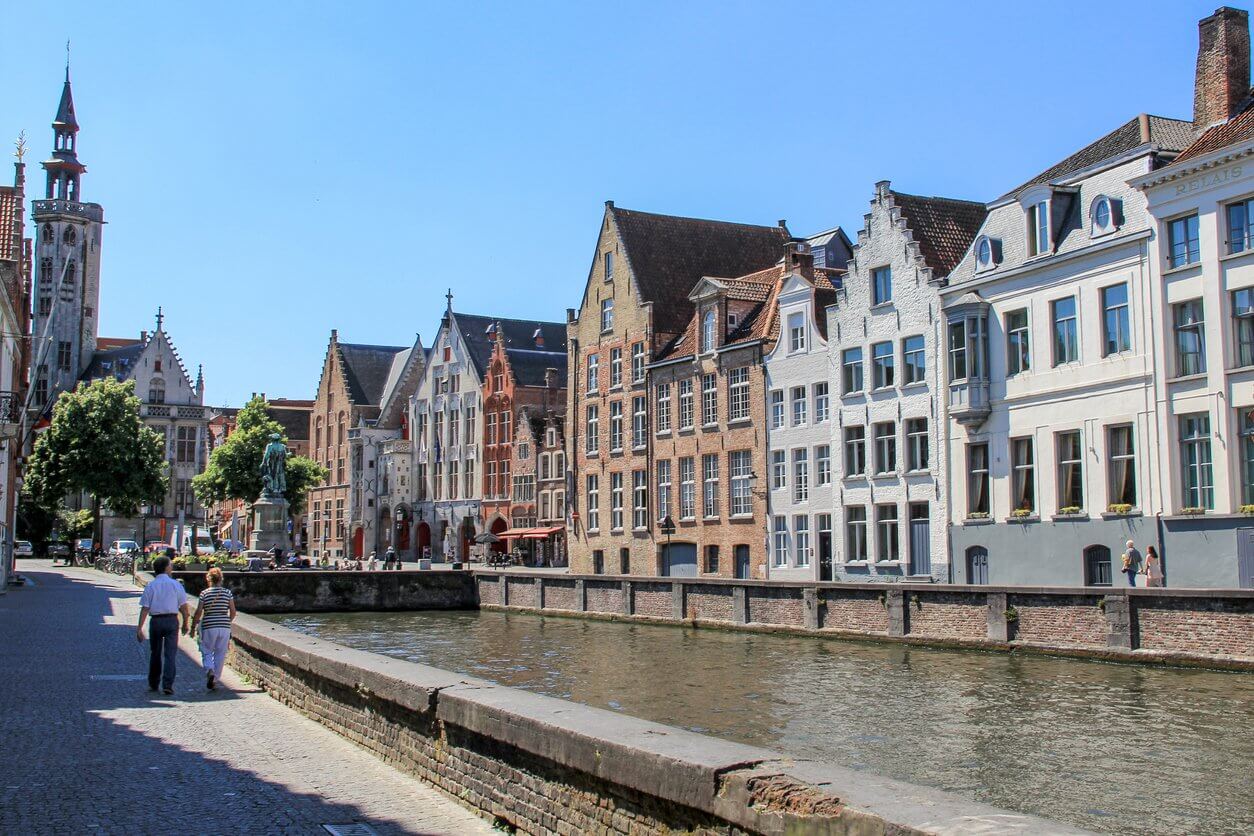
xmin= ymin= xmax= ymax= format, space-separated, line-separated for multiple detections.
xmin=784 ymin=240 xmax=814 ymax=279
xmin=1195 ymin=7 xmax=1251 ymax=132
xmin=533 ymin=327 xmax=544 ymax=349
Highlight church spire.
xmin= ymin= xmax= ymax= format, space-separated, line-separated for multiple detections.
xmin=42 ymin=63 xmax=84 ymax=202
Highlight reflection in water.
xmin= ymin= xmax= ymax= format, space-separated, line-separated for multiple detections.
xmin=268 ymin=610 xmax=1254 ymax=835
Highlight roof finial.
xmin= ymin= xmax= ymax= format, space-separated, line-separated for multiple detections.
xmin=14 ymin=131 xmax=26 ymax=163
xmin=445 ymin=288 xmax=453 ymax=311
xmin=65 ymin=39 xmax=71 ymax=82
xmin=196 ymin=364 xmax=204 ymax=390
xmin=155 ymin=306 xmax=163 ymax=332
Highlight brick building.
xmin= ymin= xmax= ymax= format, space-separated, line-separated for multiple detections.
xmin=307 ymin=330 xmax=406 ymax=561
xmin=0 ymin=153 xmax=30 ymax=586
xmin=566 ymin=203 xmax=791 ymax=576
xmin=480 ymin=320 xmax=567 ymax=553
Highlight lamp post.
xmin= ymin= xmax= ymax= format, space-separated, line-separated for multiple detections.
xmin=659 ymin=515 xmax=676 ymax=573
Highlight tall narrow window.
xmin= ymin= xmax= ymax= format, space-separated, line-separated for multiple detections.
xmin=770 ymin=389 xmax=784 ymax=429
xmin=679 ymin=379 xmax=694 ymax=429
xmin=604 ymin=251 xmax=614 ymax=281
xmin=906 ymin=418 xmax=928 ymax=471
xmin=609 ymin=401 xmax=623 ymax=451
xmin=57 ymin=341 xmax=73 ymax=372
xmin=1028 ymin=200 xmax=1050 ymax=255
xmin=1011 ymin=437 xmax=1035 ymax=513
xmin=844 ymin=426 xmax=866 ymax=476
xmin=148 ymin=379 xmax=165 ymax=404
xmin=1179 ymin=413 xmax=1213 ymax=510
xmin=872 ymin=266 xmax=892 ymax=305
xmin=632 ymin=470 xmax=648 ymax=530
xmin=813 ymin=382 xmax=830 ymax=422
xmin=1107 ymin=424 xmax=1137 ymax=507
xmin=730 ymin=450 xmax=751 ymax=516
xmin=845 ymin=507 xmax=867 ymax=561
xmin=631 ymin=396 xmax=647 ymax=449
xmin=586 ymin=474 xmax=599 ymax=530
xmin=816 ymin=444 xmax=831 ymax=486
xmin=585 ymin=404 xmax=598 ymax=453
xmin=842 ymin=348 xmax=863 ymax=393
xmin=610 ymin=472 xmax=624 ymax=531
xmin=872 ymin=341 xmax=894 ymax=388
xmin=587 ymin=354 xmax=599 ymax=392
xmin=631 ymin=342 xmax=645 ymax=383
xmin=702 ymin=309 xmax=717 ymax=353
xmin=788 ymin=312 xmax=806 ymax=352
xmin=1228 ymin=199 xmax=1254 ymax=254
xmin=875 ymin=504 xmax=899 ymax=561
xmin=728 ymin=367 xmax=750 ymax=420
xmin=1006 ymin=309 xmax=1030 ymax=375
xmin=968 ymin=443 xmax=990 ymax=516
xmin=601 ymin=298 xmax=614 ymax=331
xmin=1102 ymin=283 xmax=1130 ymax=356
xmin=1052 ymin=297 xmax=1078 ymax=366
xmin=679 ymin=457 xmax=696 ymax=519
xmin=1173 ymin=300 xmax=1206 ymax=376
xmin=1233 ymin=289 xmax=1254 ymax=367
xmin=902 ymin=336 xmax=925 ymax=384
xmin=701 ymin=373 xmax=718 ymax=426
xmin=655 ymin=383 xmax=672 ymax=433
xmin=656 ymin=459 xmax=672 ymax=521
xmin=771 ymin=449 xmax=787 ymax=489
xmin=1167 ymin=213 xmax=1200 ymax=268
xmin=792 ymin=448 xmax=809 ymax=503
xmin=702 ymin=454 xmax=719 ymax=518
xmin=949 ymin=321 xmax=968 ymax=380
xmin=794 ymin=516 xmax=811 ymax=567
xmin=1056 ymin=430 xmax=1084 ymax=510
xmin=790 ymin=385 xmax=807 ymax=426
xmin=873 ymin=422 xmax=896 ymax=474
xmin=773 ymin=516 xmax=789 ymax=567
xmin=610 ymin=347 xmax=622 ymax=388
xmin=1241 ymin=410 xmax=1254 ymax=504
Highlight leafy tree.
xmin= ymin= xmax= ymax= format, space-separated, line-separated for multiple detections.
xmin=23 ymin=378 xmax=168 ymax=544
xmin=56 ymin=508 xmax=95 ymax=541
xmin=193 ymin=396 xmax=326 ymax=517
xmin=16 ymin=493 xmax=56 ymax=546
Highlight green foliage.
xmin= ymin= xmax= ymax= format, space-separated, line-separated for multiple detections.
xmin=193 ymin=395 xmax=327 ymax=516
xmin=56 ymin=508 xmax=95 ymax=541
xmin=16 ymin=493 xmax=56 ymax=544
xmin=23 ymin=378 xmax=167 ymax=518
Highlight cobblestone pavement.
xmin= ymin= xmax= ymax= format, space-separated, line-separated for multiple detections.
xmin=0 ymin=561 xmax=496 ymax=835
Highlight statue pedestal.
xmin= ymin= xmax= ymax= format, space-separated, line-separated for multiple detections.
xmin=246 ymin=496 xmax=289 ymax=556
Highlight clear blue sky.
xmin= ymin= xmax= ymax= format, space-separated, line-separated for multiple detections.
xmin=3 ymin=1 xmax=1224 ymax=406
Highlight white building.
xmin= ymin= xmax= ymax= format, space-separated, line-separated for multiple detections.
xmin=762 ymin=231 xmax=850 ymax=581
xmin=943 ymin=114 xmax=1194 ymax=586
xmin=825 ymin=183 xmax=984 ymax=581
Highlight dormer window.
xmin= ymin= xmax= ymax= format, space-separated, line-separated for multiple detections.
xmin=1028 ymin=201 xmax=1050 ymax=256
xmin=701 ymin=309 xmax=716 ymax=353
xmin=788 ymin=312 xmax=806 ymax=353
xmin=975 ymin=236 xmax=1001 ymax=271
xmin=1090 ymin=195 xmax=1121 ymax=237
xmin=727 ymin=312 xmax=738 ymax=330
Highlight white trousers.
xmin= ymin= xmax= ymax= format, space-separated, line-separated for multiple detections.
xmin=199 ymin=627 xmax=232 ymax=679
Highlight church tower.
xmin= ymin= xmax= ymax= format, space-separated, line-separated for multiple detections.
xmin=31 ymin=67 xmax=104 ymax=410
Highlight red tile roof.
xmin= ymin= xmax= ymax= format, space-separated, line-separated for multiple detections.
xmin=890 ymin=191 xmax=987 ymax=278
xmin=1174 ymin=97 xmax=1254 ymax=164
xmin=655 ymin=264 xmax=789 ymax=360
xmin=610 ymin=206 xmax=791 ymax=338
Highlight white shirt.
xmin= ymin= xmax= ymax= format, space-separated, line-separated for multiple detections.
xmin=140 ymin=574 xmax=188 ymax=615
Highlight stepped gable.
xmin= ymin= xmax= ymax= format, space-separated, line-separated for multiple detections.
xmin=890 ymin=190 xmax=988 ymax=278
xmin=610 ymin=206 xmax=791 ymax=336
xmin=1003 ymin=115 xmax=1195 ymax=197
xmin=336 ymin=342 xmax=406 ymax=406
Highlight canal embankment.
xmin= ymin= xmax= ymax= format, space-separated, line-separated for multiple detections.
xmin=225 ymin=607 xmax=1085 ymax=835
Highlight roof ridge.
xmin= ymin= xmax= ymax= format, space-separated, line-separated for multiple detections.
xmin=889 ymin=189 xmax=986 ymax=207
xmin=454 ymin=312 xmax=567 ymax=327
xmin=611 ymin=204 xmax=787 ymax=232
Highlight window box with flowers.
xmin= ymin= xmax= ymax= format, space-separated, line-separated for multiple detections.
xmin=1241 ymin=505 xmax=1254 ymax=515
xmin=1008 ymin=508 xmax=1038 ymax=523
xmin=1178 ymin=506 xmax=1207 ymax=516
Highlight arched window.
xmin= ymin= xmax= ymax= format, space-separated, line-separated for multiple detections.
xmin=701 ymin=309 xmax=717 ymax=353
xmin=338 ymin=412 xmax=346 ymax=445
xmin=39 ymin=258 xmax=52 ymax=284
xmin=148 ymin=379 xmax=166 ymax=404
xmin=1083 ymin=545 xmax=1112 ymax=586
xmin=63 ymin=226 xmax=76 ymax=246
xmin=42 ymin=224 xmax=53 ymax=242
xmin=540 ymin=453 xmax=550 ymax=480
xmin=555 ymin=451 xmax=565 ymax=475
xmin=314 ymin=417 xmax=322 ymax=451
xmin=966 ymin=546 xmax=989 ymax=584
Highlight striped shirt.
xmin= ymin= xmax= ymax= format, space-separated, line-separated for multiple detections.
xmin=198 ymin=586 xmax=234 ymax=631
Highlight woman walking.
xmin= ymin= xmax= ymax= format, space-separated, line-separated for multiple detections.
xmin=1144 ymin=545 xmax=1164 ymax=587
xmin=190 ymin=567 xmax=236 ymax=690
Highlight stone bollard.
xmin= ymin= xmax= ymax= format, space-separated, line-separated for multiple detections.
xmin=1103 ymin=594 xmax=1134 ymax=650
xmin=732 ymin=585 xmax=748 ymax=625
xmin=803 ymin=587 xmax=819 ymax=630
xmin=986 ymin=592 xmax=1010 ymax=642
xmin=886 ymin=589 xmax=907 ymax=636
xmin=621 ymin=580 xmax=633 ymax=616
xmin=672 ymin=581 xmax=685 ymax=620
xmin=575 ymin=578 xmax=587 ymax=612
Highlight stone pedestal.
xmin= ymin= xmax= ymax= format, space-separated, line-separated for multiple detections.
xmin=246 ymin=496 xmax=289 ymax=557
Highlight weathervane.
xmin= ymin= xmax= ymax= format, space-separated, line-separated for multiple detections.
xmin=14 ymin=131 xmax=26 ymax=163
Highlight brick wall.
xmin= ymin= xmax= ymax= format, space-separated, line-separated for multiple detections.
xmin=686 ymin=584 xmax=734 ymax=622
xmin=819 ymin=590 xmax=888 ymax=632
xmin=1136 ymin=596 xmax=1254 ymax=658
xmin=905 ymin=592 xmax=987 ymax=640
xmin=1009 ymin=594 xmax=1107 ymax=647
xmin=543 ymin=578 xmax=579 ymax=611
xmin=507 ymin=576 xmax=540 ymax=609
xmin=174 ymin=569 xmax=477 ymax=613
xmin=631 ymin=582 xmax=671 ymax=619
xmin=584 ymin=579 xmax=624 ymax=614
xmin=746 ymin=586 xmax=805 ymax=626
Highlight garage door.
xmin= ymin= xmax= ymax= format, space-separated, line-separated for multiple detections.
xmin=660 ymin=543 xmax=698 ymax=577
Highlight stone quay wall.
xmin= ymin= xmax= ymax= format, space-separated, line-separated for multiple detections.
xmin=172 ymin=569 xmax=477 ymax=613
xmin=224 ymin=611 xmax=1079 ymax=835
xmin=474 ymin=572 xmax=1254 ymax=671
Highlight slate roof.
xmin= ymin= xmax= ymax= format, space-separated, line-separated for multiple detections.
xmin=1003 ymin=115 xmax=1194 ymax=197
xmin=891 ymin=191 xmax=988 ymax=277
xmin=1175 ymin=95 xmax=1254 ymax=163
xmin=454 ymin=314 xmax=567 ymax=384
xmin=338 ymin=342 xmax=406 ymax=406
xmin=81 ymin=340 xmax=145 ymax=381
xmin=54 ymin=78 xmax=77 ymax=129
xmin=268 ymin=402 xmax=312 ymax=441
xmin=609 ymin=206 xmax=791 ymax=336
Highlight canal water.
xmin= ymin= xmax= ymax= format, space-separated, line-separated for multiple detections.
xmin=268 ymin=609 xmax=1254 ymax=835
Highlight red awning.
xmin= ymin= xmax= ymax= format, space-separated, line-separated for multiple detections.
xmin=522 ymin=526 xmax=564 ymax=539
xmin=497 ymin=528 xmax=531 ymax=538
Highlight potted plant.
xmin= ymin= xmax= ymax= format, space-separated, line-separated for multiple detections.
xmin=1179 ymin=506 xmax=1206 ymax=516
xmin=1106 ymin=503 xmax=1133 ymax=516
xmin=967 ymin=511 xmax=989 ymax=520
xmin=1011 ymin=508 xmax=1034 ymax=519
xmin=1240 ymin=505 xmax=1254 ymax=515
xmin=1058 ymin=506 xmax=1082 ymax=516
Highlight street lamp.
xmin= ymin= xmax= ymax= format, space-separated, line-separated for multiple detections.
xmin=659 ymin=514 xmax=676 ymax=571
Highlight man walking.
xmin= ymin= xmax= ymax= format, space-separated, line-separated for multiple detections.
xmin=136 ymin=555 xmax=192 ymax=694
xmin=1121 ymin=540 xmax=1142 ymax=587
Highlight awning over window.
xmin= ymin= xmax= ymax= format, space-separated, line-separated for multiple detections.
xmin=522 ymin=526 xmax=564 ymax=539
xmin=497 ymin=528 xmax=532 ymax=538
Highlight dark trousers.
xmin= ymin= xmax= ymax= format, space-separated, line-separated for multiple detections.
xmin=148 ymin=614 xmax=179 ymax=689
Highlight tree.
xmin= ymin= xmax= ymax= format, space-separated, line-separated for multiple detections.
xmin=193 ymin=396 xmax=326 ymax=517
xmin=56 ymin=508 xmax=95 ymax=542
xmin=23 ymin=378 xmax=168 ymax=544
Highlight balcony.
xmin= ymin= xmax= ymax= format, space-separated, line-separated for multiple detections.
xmin=32 ymin=199 xmax=104 ymax=223
xmin=383 ymin=438 xmax=412 ymax=455
xmin=949 ymin=380 xmax=990 ymax=427
xmin=0 ymin=391 xmax=19 ymax=438
xmin=143 ymin=404 xmax=171 ymax=418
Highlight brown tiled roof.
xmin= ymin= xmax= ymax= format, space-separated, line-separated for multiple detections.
xmin=1175 ymin=96 xmax=1254 ymax=164
xmin=656 ymin=264 xmax=786 ymax=360
xmin=1004 ymin=115 xmax=1194 ymax=196
xmin=610 ymin=206 xmax=790 ymax=337
xmin=890 ymin=191 xmax=987 ymax=278
xmin=268 ymin=403 xmax=312 ymax=442
xmin=0 ymin=186 xmax=17 ymax=262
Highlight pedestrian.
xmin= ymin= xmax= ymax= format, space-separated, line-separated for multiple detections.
xmin=135 ymin=555 xmax=192 ymax=695
xmin=385 ymin=546 xmax=396 ymax=569
xmin=1144 ymin=545 xmax=1163 ymax=587
xmin=1121 ymin=540 xmax=1142 ymax=587
xmin=190 ymin=567 xmax=236 ymax=690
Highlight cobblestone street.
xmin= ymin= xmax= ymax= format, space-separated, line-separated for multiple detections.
xmin=0 ymin=561 xmax=495 ymax=835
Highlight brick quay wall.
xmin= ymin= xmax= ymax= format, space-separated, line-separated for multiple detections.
xmin=222 ymin=609 xmax=1081 ymax=835
xmin=475 ymin=572 xmax=1254 ymax=671
xmin=173 ymin=569 xmax=477 ymax=613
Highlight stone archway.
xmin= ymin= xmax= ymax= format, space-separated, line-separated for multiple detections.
xmin=416 ymin=521 xmax=431 ymax=558
xmin=460 ymin=517 xmax=475 ymax=561
xmin=489 ymin=516 xmax=508 ymax=555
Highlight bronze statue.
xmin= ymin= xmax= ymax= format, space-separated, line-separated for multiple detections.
xmin=260 ymin=432 xmax=287 ymax=499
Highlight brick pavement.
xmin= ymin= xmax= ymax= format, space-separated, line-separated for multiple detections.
xmin=0 ymin=561 xmax=495 ymax=835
